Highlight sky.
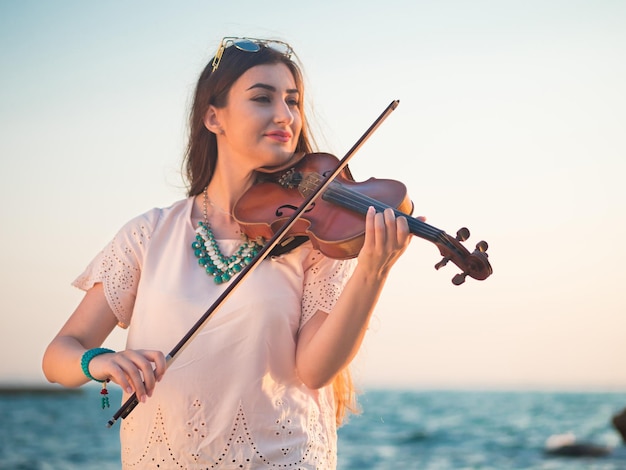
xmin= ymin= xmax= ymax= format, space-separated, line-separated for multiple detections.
xmin=1 ymin=0 xmax=625 ymax=391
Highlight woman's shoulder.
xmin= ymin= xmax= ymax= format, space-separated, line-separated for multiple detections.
xmin=120 ymin=197 xmax=192 ymax=233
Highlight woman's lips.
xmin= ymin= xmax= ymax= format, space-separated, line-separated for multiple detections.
xmin=265 ymin=131 xmax=292 ymax=142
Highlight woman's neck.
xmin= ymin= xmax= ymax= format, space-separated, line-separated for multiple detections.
xmin=207 ymin=155 xmax=258 ymax=212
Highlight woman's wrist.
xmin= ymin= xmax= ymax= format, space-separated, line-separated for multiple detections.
xmin=80 ymin=347 xmax=114 ymax=382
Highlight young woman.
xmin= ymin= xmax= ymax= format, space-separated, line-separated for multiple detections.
xmin=42 ymin=37 xmax=411 ymax=469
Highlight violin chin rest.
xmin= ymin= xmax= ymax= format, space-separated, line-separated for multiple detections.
xmin=256 ymin=152 xmax=307 ymax=174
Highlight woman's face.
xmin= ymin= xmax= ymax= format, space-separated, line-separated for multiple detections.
xmin=208 ymin=62 xmax=303 ymax=173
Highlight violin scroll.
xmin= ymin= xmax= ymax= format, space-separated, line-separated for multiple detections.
xmin=434 ymin=227 xmax=492 ymax=285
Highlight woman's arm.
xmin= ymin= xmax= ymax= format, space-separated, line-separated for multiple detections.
xmin=295 ymin=206 xmax=411 ymax=389
xmin=42 ymin=283 xmax=166 ymax=402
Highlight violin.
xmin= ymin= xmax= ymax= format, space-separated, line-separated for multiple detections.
xmin=234 ymin=152 xmax=492 ymax=285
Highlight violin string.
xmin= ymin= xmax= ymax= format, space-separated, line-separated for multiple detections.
xmin=326 ymin=183 xmax=468 ymax=263
xmin=299 ymin=171 xmax=461 ymax=258
xmin=319 ymin=179 xmax=444 ymax=242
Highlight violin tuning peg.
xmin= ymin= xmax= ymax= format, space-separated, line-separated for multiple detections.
xmin=452 ymin=273 xmax=467 ymax=285
xmin=435 ymin=257 xmax=449 ymax=270
xmin=456 ymin=227 xmax=470 ymax=242
xmin=475 ymin=240 xmax=489 ymax=253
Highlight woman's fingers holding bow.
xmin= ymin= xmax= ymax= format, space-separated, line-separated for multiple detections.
xmin=88 ymin=349 xmax=167 ymax=402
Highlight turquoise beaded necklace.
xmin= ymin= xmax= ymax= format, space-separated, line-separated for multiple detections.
xmin=191 ymin=188 xmax=263 ymax=284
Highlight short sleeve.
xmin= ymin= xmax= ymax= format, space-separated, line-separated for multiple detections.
xmin=300 ymin=250 xmax=357 ymax=328
xmin=72 ymin=209 xmax=161 ymax=328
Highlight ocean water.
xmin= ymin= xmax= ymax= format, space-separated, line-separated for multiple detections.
xmin=1 ymin=386 xmax=625 ymax=469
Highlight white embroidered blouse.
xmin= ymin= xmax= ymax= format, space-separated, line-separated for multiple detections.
xmin=73 ymin=197 xmax=356 ymax=469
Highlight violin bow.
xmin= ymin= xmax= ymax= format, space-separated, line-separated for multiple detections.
xmin=106 ymin=100 xmax=400 ymax=427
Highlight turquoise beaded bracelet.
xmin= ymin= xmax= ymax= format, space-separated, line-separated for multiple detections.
xmin=80 ymin=347 xmax=114 ymax=382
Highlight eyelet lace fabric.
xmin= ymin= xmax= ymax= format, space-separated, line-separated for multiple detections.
xmin=300 ymin=251 xmax=355 ymax=328
xmin=72 ymin=198 xmax=357 ymax=469
xmin=72 ymin=210 xmax=159 ymax=328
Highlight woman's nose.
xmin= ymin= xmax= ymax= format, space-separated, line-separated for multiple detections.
xmin=274 ymin=101 xmax=294 ymax=124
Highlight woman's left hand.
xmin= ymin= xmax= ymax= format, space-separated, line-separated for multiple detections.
xmin=357 ymin=206 xmax=413 ymax=278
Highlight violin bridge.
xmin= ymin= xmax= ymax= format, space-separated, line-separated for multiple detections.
xmin=298 ymin=173 xmax=323 ymax=199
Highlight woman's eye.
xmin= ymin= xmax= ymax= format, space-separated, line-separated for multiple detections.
xmin=252 ymin=95 xmax=271 ymax=103
xmin=286 ymin=97 xmax=300 ymax=107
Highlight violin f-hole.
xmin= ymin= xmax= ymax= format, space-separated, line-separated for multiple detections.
xmin=275 ymin=202 xmax=316 ymax=217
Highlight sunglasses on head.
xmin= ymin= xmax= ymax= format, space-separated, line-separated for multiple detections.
xmin=211 ymin=37 xmax=294 ymax=72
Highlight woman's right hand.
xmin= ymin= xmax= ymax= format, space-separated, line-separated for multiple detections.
xmin=88 ymin=349 xmax=167 ymax=402
xmin=42 ymin=283 xmax=168 ymax=398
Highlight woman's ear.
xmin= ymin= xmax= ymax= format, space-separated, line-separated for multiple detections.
xmin=203 ymin=105 xmax=223 ymax=135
